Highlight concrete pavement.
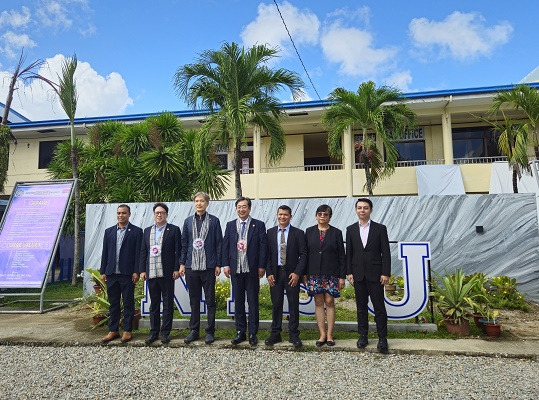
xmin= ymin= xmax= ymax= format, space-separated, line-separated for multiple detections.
xmin=0 ymin=304 xmax=537 ymax=360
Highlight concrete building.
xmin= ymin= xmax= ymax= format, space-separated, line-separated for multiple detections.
xmin=4 ymin=83 xmax=539 ymax=199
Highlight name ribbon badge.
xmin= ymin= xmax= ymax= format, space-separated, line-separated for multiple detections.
xmin=150 ymin=244 xmax=161 ymax=257
xmin=237 ymin=239 xmax=247 ymax=252
xmin=193 ymin=238 xmax=204 ymax=251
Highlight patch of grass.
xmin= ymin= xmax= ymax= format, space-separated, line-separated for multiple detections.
xmin=0 ymin=280 xmax=83 ymax=309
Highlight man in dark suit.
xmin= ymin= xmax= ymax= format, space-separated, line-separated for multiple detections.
xmin=222 ymin=197 xmax=267 ymax=346
xmin=346 ymin=198 xmax=391 ymax=354
xmin=265 ymin=205 xmax=307 ymax=348
xmin=179 ymin=192 xmax=222 ymax=345
xmin=140 ymin=202 xmax=181 ymax=345
xmin=100 ymin=204 xmax=143 ymax=344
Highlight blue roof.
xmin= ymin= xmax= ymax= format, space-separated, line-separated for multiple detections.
xmin=8 ymin=82 xmax=539 ymax=129
xmin=0 ymin=101 xmax=31 ymax=123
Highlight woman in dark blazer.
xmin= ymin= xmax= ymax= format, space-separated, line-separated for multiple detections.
xmin=303 ymin=204 xmax=346 ymax=347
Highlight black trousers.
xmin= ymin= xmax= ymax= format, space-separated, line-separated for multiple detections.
xmin=107 ymin=274 xmax=134 ymax=332
xmin=147 ymin=277 xmax=175 ymax=337
xmin=185 ymin=268 xmax=216 ymax=334
xmin=354 ymin=278 xmax=388 ymax=338
xmin=231 ymin=272 xmax=259 ymax=335
xmin=269 ymin=267 xmax=300 ymax=338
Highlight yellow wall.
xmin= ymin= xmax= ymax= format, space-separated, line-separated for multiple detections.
xmin=261 ymin=134 xmax=304 ymax=168
xmin=459 ymin=164 xmax=492 ymax=193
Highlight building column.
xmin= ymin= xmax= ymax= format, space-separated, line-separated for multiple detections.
xmin=253 ymin=126 xmax=261 ymax=199
xmin=343 ymin=125 xmax=354 ymax=197
xmin=442 ymin=108 xmax=454 ymax=165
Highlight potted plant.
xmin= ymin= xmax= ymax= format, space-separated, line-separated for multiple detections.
xmin=384 ymin=274 xmax=397 ymax=294
xmin=483 ymin=309 xmax=501 ymax=338
xmin=131 ymin=279 xmax=145 ymax=330
xmin=85 ymin=268 xmax=110 ymax=329
xmin=430 ymin=269 xmax=484 ymax=336
xmin=86 ymin=268 xmax=106 ymax=295
xmin=471 ymin=302 xmax=488 ymax=329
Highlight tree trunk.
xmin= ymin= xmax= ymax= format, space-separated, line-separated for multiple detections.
xmin=70 ymin=131 xmax=80 ymax=286
xmin=234 ymin=139 xmax=242 ymax=198
xmin=362 ymin=149 xmax=373 ymax=196
xmin=512 ymin=168 xmax=518 ymax=194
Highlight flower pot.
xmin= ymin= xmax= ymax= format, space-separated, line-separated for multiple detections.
xmin=484 ymin=323 xmax=501 ymax=338
xmin=478 ymin=318 xmax=497 ymax=334
xmin=132 ymin=309 xmax=141 ymax=330
xmin=444 ymin=318 xmax=470 ymax=336
xmin=92 ymin=315 xmax=106 ymax=326
xmin=472 ymin=313 xmax=484 ymax=328
xmin=384 ymin=284 xmax=396 ymax=294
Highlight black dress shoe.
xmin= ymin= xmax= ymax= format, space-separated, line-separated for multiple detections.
xmin=161 ymin=335 xmax=171 ymax=344
xmin=184 ymin=330 xmax=199 ymax=344
xmin=264 ymin=335 xmax=282 ymax=346
xmin=290 ymin=338 xmax=302 ymax=349
xmin=326 ymin=340 xmax=335 ymax=347
xmin=315 ymin=339 xmax=327 ymax=347
xmin=249 ymin=334 xmax=258 ymax=346
xmin=145 ymin=335 xmax=159 ymax=345
xmin=377 ymin=337 xmax=389 ymax=354
xmin=205 ymin=333 xmax=215 ymax=344
xmin=231 ymin=332 xmax=246 ymax=345
xmin=357 ymin=335 xmax=368 ymax=349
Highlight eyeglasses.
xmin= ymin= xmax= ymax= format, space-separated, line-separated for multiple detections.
xmin=317 ymin=212 xmax=329 ymax=217
xmin=154 ymin=211 xmax=167 ymax=216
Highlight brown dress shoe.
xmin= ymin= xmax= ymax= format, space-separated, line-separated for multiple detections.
xmin=102 ymin=331 xmax=120 ymax=343
xmin=120 ymin=332 xmax=132 ymax=343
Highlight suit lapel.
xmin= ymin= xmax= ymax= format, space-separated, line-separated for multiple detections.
xmin=364 ymin=221 xmax=376 ymax=250
xmin=161 ymin=224 xmax=171 ymax=245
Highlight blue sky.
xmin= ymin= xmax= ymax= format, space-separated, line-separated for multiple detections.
xmin=0 ymin=0 xmax=537 ymax=121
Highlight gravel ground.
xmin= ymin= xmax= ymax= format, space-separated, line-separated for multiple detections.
xmin=0 ymin=345 xmax=537 ymax=400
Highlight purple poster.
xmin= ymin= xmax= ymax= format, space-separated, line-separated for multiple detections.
xmin=0 ymin=182 xmax=73 ymax=288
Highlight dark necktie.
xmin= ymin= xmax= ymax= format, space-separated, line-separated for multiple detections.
xmin=240 ymin=221 xmax=246 ymax=238
xmin=280 ymin=228 xmax=286 ymax=266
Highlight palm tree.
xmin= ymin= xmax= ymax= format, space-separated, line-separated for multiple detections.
xmin=0 ymin=50 xmax=56 ymax=193
xmin=323 ymin=81 xmax=417 ymax=195
xmin=173 ymin=42 xmax=304 ymax=197
xmin=56 ymin=54 xmax=80 ymax=286
xmin=490 ymin=113 xmax=530 ymax=193
xmin=490 ymin=84 xmax=539 ymax=159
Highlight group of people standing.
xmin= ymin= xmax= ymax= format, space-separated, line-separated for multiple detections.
xmin=99 ymin=194 xmax=391 ymax=354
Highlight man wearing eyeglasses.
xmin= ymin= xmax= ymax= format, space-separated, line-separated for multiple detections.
xmin=140 ymin=202 xmax=182 ymax=345
xmin=222 ymin=197 xmax=267 ymax=346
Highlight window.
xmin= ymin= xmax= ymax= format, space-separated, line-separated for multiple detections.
xmin=452 ymin=127 xmax=500 ymax=159
xmin=395 ymin=141 xmax=426 ymax=161
xmin=38 ymin=140 xmax=62 ymax=169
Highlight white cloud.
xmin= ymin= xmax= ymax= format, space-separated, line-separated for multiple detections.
xmin=1 ymin=31 xmax=36 ymax=58
xmin=327 ymin=6 xmax=371 ymax=26
xmin=384 ymin=71 xmax=413 ymax=92
xmin=36 ymin=0 xmax=73 ymax=30
xmin=240 ymin=1 xmax=319 ymax=55
xmin=320 ymin=24 xmax=397 ymax=77
xmin=409 ymin=11 xmax=513 ymax=60
xmin=0 ymin=54 xmax=133 ymax=121
xmin=0 ymin=6 xmax=32 ymax=29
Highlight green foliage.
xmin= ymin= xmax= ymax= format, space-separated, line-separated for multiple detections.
xmin=47 ymin=112 xmax=230 ymax=230
xmin=174 ymin=41 xmax=305 ymax=197
xmin=340 ymin=284 xmax=356 ymax=299
xmin=322 ymin=81 xmax=417 ymax=195
xmin=430 ymin=269 xmax=485 ymax=324
xmin=487 ymin=275 xmax=528 ymax=310
xmin=0 ymin=124 xmax=10 ymax=193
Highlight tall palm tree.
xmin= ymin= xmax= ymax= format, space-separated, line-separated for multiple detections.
xmin=0 ymin=50 xmax=56 ymax=193
xmin=323 ymin=81 xmax=417 ymax=195
xmin=490 ymin=113 xmax=529 ymax=193
xmin=490 ymin=84 xmax=539 ymax=159
xmin=56 ymin=54 xmax=80 ymax=286
xmin=173 ymin=42 xmax=304 ymax=197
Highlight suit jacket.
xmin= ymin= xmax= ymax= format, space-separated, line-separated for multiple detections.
xmin=222 ymin=217 xmax=267 ymax=277
xmin=100 ymin=222 xmax=143 ymax=276
xmin=305 ymin=225 xmax=346 ymax=279
xmin=179 ymin=213 xmax=223 ymax=269
xmin=139 ymin=223 xmax=182 ymax=278
xmin=266 ymin=225 xmax=307 ymax=277
xmin=346 ymin=220 xmax=391 ymax=282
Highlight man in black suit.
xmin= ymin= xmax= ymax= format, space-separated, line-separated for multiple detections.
xmin=222 ymin=197 xmax=267 ymax=346
xmin=179 ymin=192 xmax=222 ymax=345
xmin=140 ymin=202 xmax=181 ymax=345
xmin=346 ymin=198 xmax=391 ymax=354
xmin=100 ymin=204 xmax=143 ymax=344
xmin=265 ymin=205 xmax=307 ymax=348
